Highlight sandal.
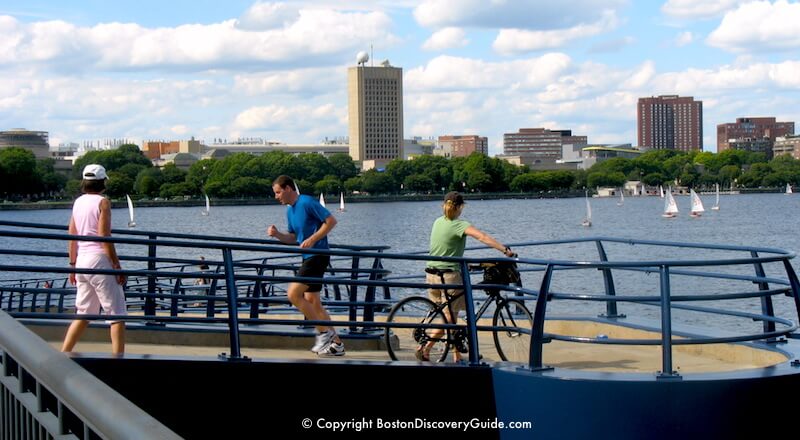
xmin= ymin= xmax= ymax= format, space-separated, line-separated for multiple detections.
xmin=415 ymin=347 xmax=430 ymax=362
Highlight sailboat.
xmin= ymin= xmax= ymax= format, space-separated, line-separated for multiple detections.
xmin=581 ymin=191 xmax=592 ymax=227
xmin=662 ymin=188 xmax=678 ymax=218
xmin=659 ymin=185 xmax=664 ymax=198
xmin=786 ymin=183 xmax=793 ymax=195
xmin=319 ymin=193 xmax=326 ymax=208
xmin=201 ymin=194 xmax=210 ymax=216
xmin=337 ymin=192 xmax=346 ymax=212
xmin=617 ymin=189 xmax=624 ymax=206
xmin=711 ymin=183 xmax=720 ymax=211
xmin=126 ymin=194 xmax=137 ymax=228
xmin=689 ymin=189 xmax=705 ymax=218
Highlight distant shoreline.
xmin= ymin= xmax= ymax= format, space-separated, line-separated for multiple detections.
xmin=0 ymin=188 xmax=784 ymax=211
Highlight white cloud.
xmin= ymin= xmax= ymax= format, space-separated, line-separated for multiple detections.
xmin=588 ymin=36 xmax=636 ymax=53
xmin=233 ymin=67 xmax=344 ymax=96
xmin=235 ymin=2 xmax=299 ymax=30
xmin=0 ymin=10 xmax=397 ymax=72
xmin=661 ymin=0 xmax=749 ymax=19
xmin=422 ymin=27 xmax=469 ymax=51
xmin=171 ymin=125 xmax=189 ymax=135
xmin=707 ymin=0 xmax=800 ymax=52
xmin=234 ymin=103 xmax=342 ymax=130
xmin=493 ymin=10 xmax=620 ymax=54
xmin=414 ymin=0 xmax=626 ymax=30
xmin=405 ymin=53 xmax=573 ymax=91
xmin=675 ymin=31 xmax=693 ymax=46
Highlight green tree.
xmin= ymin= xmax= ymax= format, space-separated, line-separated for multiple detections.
xmin=134 ymin=168 xmax=163 ymax=197
xmin=105 ymin=171 xmax=134 ymax=198
xmin=403 ymin=174 xmax=436 ymax=192
xmin=361 ymin=170 xmax=396 ymax=194
xmin=328 ymin=153 xmax=358 ymax=182
xmin=160 ymin=163 xmax=187 ymax=185
xmin=0 ymin=147 xmax=39 ymax=196
xmin=314 ymin=176 xmax=343 ymax=195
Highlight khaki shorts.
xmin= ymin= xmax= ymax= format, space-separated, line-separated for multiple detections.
xmin=75 ymin=253 xmax=127 ymax=322
xmin=426 ymin=271 xmax=465 ymax=316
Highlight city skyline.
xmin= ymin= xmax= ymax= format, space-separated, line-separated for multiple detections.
xmin=1 ymin=0 xmax=799 ymax=155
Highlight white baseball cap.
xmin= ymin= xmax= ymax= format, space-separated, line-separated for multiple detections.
xmin=82 ymin=164 xmax=108 ymax=180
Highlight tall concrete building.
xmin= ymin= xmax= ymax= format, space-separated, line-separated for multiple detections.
xmin=348 ymin=61 xmax=404 ymax=166
xmin=717 ymin=117 xmax=794 ymax=155
xmin=637 ymin=95 xmax=703 ymax=151
xmin=437 ymin=135 xmax=488 ymax=158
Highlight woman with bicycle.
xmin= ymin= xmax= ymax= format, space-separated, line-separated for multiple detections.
xmin=420 ymin=191 xmax=515 ymax=362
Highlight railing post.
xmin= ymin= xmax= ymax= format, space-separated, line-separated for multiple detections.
xmin=359 ymin=257 xmax=384 ymax=333
xmin=347 ymin=255 xmax=361 ymax=333
xmin=658 ymin=265 xmax=680 ymax=379
xmin=596 ymin=240 xmax=625 ymax=318
xmin=218 ymin=247 xmax=247 ymax=362
xmin=250 ymin=258 xmax=267 ymax=319
xmin=782 ymin=259 xmax=800 ymax=323
xmin=528 ymin=264 xmax=553 ymax=371
xmin=459 ymin=261 xmax=481 ymax=365
xmin=750 ymin=251 xmax=776 ymax=337
xmin=144 ymin=234 xmax=157 ymax=318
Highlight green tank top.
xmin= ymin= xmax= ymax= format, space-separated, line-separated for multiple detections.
xmin=427 ymin=216 xmax=471 ymax=271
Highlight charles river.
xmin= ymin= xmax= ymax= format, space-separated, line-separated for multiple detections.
xmin=2 ymin=193 xmax=800 ymax=335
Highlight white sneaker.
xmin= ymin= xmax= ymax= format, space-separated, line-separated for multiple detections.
xmin=317 ymin=340 xmax=345 ymax=357
xmin=310 ymin=330 xmax=335 ymax=353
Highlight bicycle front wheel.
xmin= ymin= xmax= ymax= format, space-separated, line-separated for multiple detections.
xmin=385 ymin=296 xmax=449 ymax=362
xmin=493 ymin=299 xmax=533 ymax=363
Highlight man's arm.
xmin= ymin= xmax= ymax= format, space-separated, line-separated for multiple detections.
xmin=299 ymin=215 xmax=337 ymax=249
xmin=68 ymin=216 xmax=78 ymax=285
xmin=267 ymin=225 xmax=297 ymax=244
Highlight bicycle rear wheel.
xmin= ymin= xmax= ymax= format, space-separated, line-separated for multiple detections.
xmin=492 ymin=299 xmax=532 ymax=363
xmin=385 ymin=296 xmax=449 ymax=362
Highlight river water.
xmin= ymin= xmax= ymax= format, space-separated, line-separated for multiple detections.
xmin=2 ymin=193 xmax=799 ymax=334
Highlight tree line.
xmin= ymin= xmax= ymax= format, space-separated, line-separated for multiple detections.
xmin=2 ymin=144 xmax=799 ymax=201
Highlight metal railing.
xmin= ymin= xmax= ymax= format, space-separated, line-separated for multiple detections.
xmin=1 ymin=221 xmax=799 ymax=379
xmin=0 ymin=309 xmax=180 ymax=439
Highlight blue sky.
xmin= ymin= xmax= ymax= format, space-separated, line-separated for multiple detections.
xmin=1 ymin=0 xmax=798 ymax=155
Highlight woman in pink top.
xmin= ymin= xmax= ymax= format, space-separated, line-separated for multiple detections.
xmin=62 ymin=164 xmax=127 ymax=354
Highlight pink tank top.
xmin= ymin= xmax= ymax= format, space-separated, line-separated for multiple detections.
xmin=72 ymin=194 xmax=107 ymax=255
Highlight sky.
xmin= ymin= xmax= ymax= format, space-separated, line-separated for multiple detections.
xmin=1 ymin=0 xmax=799 ymax=155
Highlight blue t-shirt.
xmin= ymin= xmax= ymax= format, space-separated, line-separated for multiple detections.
xmin=287 ymin=194 xmax=332 ymax=259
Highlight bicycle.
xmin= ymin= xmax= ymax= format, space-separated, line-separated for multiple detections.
xmin=384 ymin=259 xmax=532 ymax=363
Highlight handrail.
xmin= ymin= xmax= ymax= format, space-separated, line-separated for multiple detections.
xmin=0 ymin=310 xmax=180 ymax=439
xmin=1 ymin=220 xmax=799 ymax=379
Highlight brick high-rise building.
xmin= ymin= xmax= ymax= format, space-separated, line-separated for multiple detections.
xmin=637 ymin=95 xmax=703 ymax=151
xmin=348 ymin=62 xmax=404 ymax=165
xmin=717 ymin=117 xmax=794 ymax=154
xmin=438 ymin=135 xmax=488 ymax=157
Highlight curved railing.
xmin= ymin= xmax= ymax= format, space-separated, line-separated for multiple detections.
xmin=0 ymin=220 xmax=798 ymax=378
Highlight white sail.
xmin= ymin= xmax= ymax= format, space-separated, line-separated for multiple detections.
xmin=582 ymin=191 xmax=592 ymax=227
xmin=663 ymin=188 xmax=678 ymax=217
xmin=641 ymin=183 xmax=646 ymax=196
xmin=787 ymin=183 xmax=793 ymax=194
xmin=711 ymin=183 xmax=720 ymax=210
xmin=659 ymin=185 xmax=664 ymax=198
xmin=617 ymin=189 xmax=624 ymax=206
xmin=338 ymin=192 xmax=345 ymax=212
xmin=126 ymin=194 xmax=136 ymax=227
xmin=319 ymin=193 xmax=326 ymax=208
xmin=690 ymin=189 xmax=705 ymax=216
xmin=202 ymin=194 xmax=210 ymax=216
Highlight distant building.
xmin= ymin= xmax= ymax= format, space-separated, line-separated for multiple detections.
xmin=142 ymin=138 xmax=203 ymax=160
xmin=348 ymin=61 xmax=404 ymax=163
xmin=638 ymin=95 xmax=703 ymax=151
xmin=581 ymin=144 xmax=641 ymax=169
xmin=437 ymin=135 xmax=488 ymax=158
xmin=502 ymin=128 xmax=587 ymax=167
xmin=0 ymin=129 xmax=49 ymax=159
xmin=403 ymin=138 xmax=435 ymax=159
xmin=773 ymin=135 xmax=800 ymax=160
xmin=206 ymin=140 xmax=349 ymax=157
xmin=717 ymin=117 xmax=794 ymax=157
